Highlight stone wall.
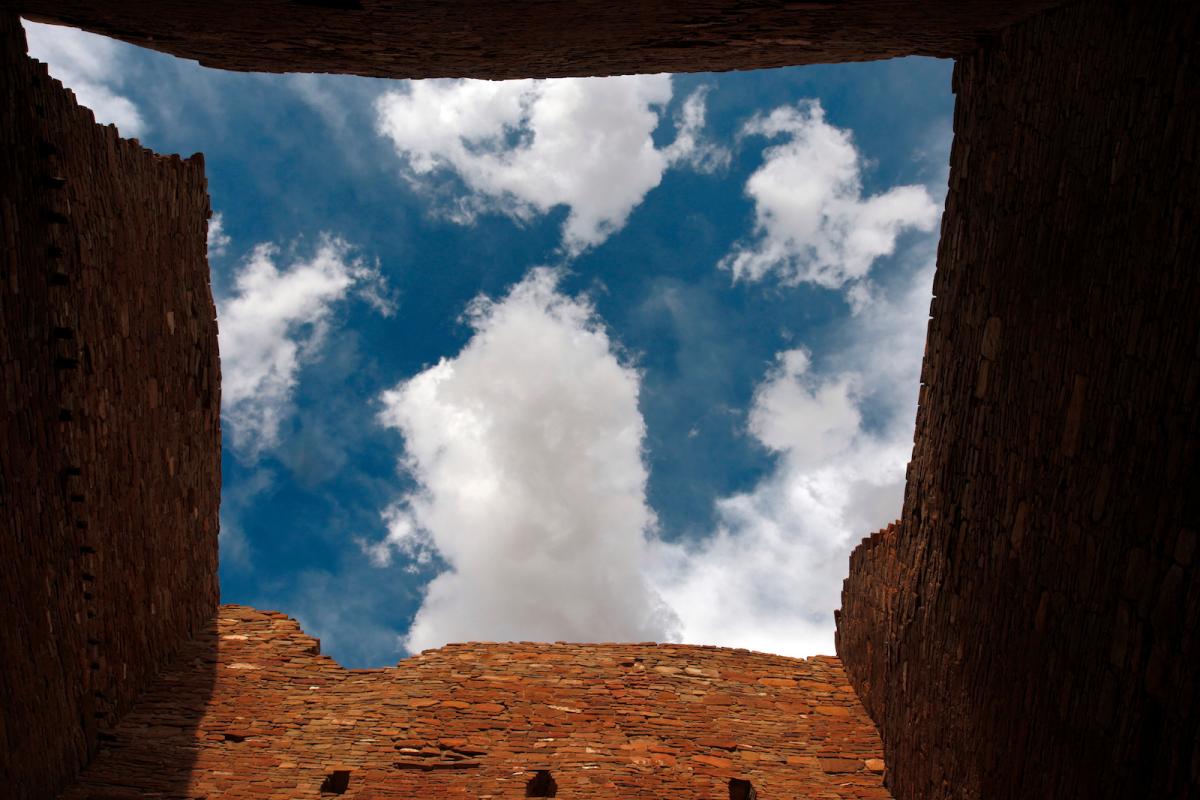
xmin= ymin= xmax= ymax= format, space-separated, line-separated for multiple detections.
xmin=14 ymin=0 xmax=1070 ymax=79
xmin=63 ymin=604 xmax=891 ymax=799
xmin=834 ymin=522 xmax=904 ymax=725
xmin=0 ymin=14 xmax=221 ymax=800
xmin=4 ymin=0 xmax=1199 ymax=797
xmin=836 ymin=0 xmax=1200 ymax=797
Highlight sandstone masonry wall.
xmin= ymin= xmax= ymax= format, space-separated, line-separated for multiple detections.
xmin=63 ymin=605 xmax=890 ymax=799
xmin=12 ymin=0 xmax=1071 ymax=79
xmin=0 ymin=14 xmax=221 ymax=800
xmin=5 ymin=0 xmax=1199 ymax=797
xmin=836 ymin=1 xmax=1200 ymax=797
xmin=833 ymin=523 xmax=904 ymax=726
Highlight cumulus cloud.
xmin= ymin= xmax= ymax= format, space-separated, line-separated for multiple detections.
xmin=362 ymin=103 xmax=938 ymax=657
xmin=721 ymin=100 xmax=939 ymax=289
xmin=368 ymin=268 xmax=678 ymax=652
xmin=217 ymin=236 xmax=393 ymax=458
xmin=376 ymin=78 xmax=723 ymax=254
xmin=22 ymin=20 xmax=146 ymax=136
xmin=366 ymin=254 xmax=932 ymax=657
xmin=652 ymin=261 xmax=935 ymax=656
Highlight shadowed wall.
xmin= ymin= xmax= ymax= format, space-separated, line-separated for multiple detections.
xmin=10 ymin=0 xmax=1070 ymax=79
xmin=2 ymin=0 xmax=1198 ymax=798
xmin=837 ymin=1 xmax=1200 ymax=797
xmin=0 ymin=15 xmax=220 ymax=799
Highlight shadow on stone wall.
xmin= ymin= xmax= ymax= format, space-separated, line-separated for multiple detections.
xmin=58 ymin=619 xmax=219 ymax=800
xmin=0 ymin=12 xmax=221 ymax=798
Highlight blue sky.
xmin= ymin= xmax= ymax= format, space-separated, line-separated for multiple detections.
xmin=26 ymin=20 xmax=952 ymax=668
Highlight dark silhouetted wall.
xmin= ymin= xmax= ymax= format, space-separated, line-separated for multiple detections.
xmin=838 ymin=1 xmax=1200 ymax=797
xmin=0 ymin=14 xmax=220 ymax=799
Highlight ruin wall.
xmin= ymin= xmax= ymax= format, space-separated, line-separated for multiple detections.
xmin=0 ymin=14 xmax=221 ymax=800
xmin=836 ymin=0 xmax=1200 ymax=797
xmin=2 ymin=0 xmax=1199 ymax=798
xmin=833 ymin=522 xmax=903 ymax=725
xmin=62 ymin=604 xmax=891 ymax=799
xmin=11 ymin=0 xmax=1071 ymax=79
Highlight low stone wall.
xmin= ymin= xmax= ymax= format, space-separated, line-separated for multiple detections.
xmin=63 ymin=604 xmax=891 ymax=799
xmin=0 ymin=14 xmax=220 ymax=799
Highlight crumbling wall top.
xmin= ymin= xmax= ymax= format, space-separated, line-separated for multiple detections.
xmin=64 ymin=605 xmax=892 ymax=799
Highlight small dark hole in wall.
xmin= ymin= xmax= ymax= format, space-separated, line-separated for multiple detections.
xmin=525 ymin=769 xmax=557 ymax=796
xmin=320 ymin=770 xmax=351 ymax=795
xmin=222 ymin=732 xmax=246 ymax=743
xmin=729 ymin=777 xmax=758 ymax=800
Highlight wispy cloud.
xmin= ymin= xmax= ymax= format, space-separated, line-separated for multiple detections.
xmin=367 ymin=268 xmax=678 ymax=652
xmin=375 ymin=78 xmax=724 ymax=254
xmin=22 ymin=20 xmax=146 ymax=137
xmin=207 ymin=212 xmax=231 ymax=258
xmin=217 ymin=235 xmax=394 ymax=459
xmin=218 ymin=469 xmax=276 ymax=572
xmin=663 ymin=86 xmax=731 ymax=173
xmin=721 ymin=100 xmax=939 ymax=290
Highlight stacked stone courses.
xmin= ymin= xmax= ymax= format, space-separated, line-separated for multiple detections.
xmin=0 ymin=14 xmax=220 ymax=800
xmin=3 ymin=0 xmax=1199 ymax=798
xmin=837 ymin=1 xmax=1200 ymax=797
xmin=12 ymin=0 xmax=1073 ymax=80
xmin=63 ymin=605 xmax=890 ymax=799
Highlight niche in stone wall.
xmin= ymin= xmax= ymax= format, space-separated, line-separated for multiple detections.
xmin=525 ymin=769 xmax=557 ymax=797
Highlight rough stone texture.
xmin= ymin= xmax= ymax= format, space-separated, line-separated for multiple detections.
xmin=833 ymin=523 xmax=903 ymax=728
xmin=11 ymin=0 xmax=1073 ymax=79
xmin=4 ymin=0 xmax=1200 ymax=797
xmin=61 ymin=605 xmax=891 ymax=799
xmin=0 ymin=14 xmax=221 ymax=800
xmin=836 ymin=0 xmax=1200 ymax=797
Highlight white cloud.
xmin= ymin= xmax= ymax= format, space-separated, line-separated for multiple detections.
xmin=22 ymin=20 xmax=146 ymax=137
xmin=217 ymin=235 xmax=393 ymax=458
xmin=207 ymin=213 xmax=231 ymax=258
xmin=369 ymin=268 xmax=678 ymax=652
xmin=375 ymin=78 xmax=722 ymax=254
xmin=652 ymin=261 xmax=935 ymax=656
xmin=663 ymin=86 xmax=731 ymax=173
xmin=366 ymin=254 xmax=932 ymax=658
xmin=721 ymin=100 xmax=939 ymax=289
xmin=362 ymin=104 xmax=939 ymax=658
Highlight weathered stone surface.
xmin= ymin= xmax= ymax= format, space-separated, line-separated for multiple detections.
xmin=0 ymin=14 xmax=220 ymax=800
xmin=837 ymin=0 xmax=1200 ymax=797
xmin=13 ymin=0 xmax=1071 ymax=79
xmin=61 ymin=605 xmax=891 ymax=799
xmin=3 ymin=0 xmax=1199 ymax=796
